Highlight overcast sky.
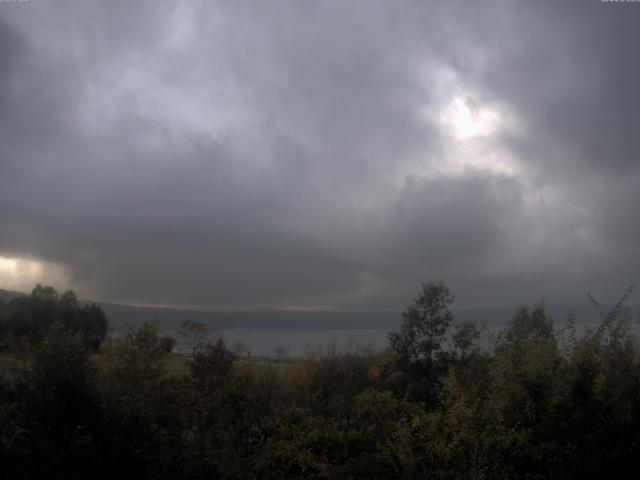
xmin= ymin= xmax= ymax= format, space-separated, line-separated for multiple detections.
xmin=1 ymin=0 xmax=639 ymax=310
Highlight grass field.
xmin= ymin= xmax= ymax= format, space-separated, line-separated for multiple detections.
xmin=163 ymin=352 xmax=297 ymax=376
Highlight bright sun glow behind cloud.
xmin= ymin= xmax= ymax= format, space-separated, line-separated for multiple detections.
xmin=439 ymin=96 xmax=520 ymax=177
xmin=410 ymin=91 xmax=523 ymax=181
xmin=411 ymin=63 xmax=526 ymax=181
xmin=440 ymin=96 xmax=503 ymax=140
xmin=0 ymin=256 xmax=70 ymax=294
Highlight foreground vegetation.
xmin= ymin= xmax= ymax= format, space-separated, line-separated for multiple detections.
xmin=1 ymin=282 xmax=639 ymax=479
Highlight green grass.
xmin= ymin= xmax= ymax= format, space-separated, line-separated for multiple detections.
xmin=162 ymin=352 xmax=298 ymax=376
xmin=164 ymin=353 xmax=189 ymax=375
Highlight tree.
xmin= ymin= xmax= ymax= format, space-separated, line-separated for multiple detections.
xmin=95 ymin=321 xmax=182 ymax=478
xmin=189 ymin=337 xmax=236 ymax=392
xmin=388 ymin=280 xmax=455 ymax=403
xmin=272 ymin=345 xmax=287 ymax=360
xmin=176 ymin=319 xmax=209 ymax=354
xmin=0 ymin=285 xmax=107 ymax=349
xmin=20 ymin=324 xmax=100 ymax=459
xmin=452 ymin=321 xmax=482 ymax=360
xmin=159 ymin=335 xmax=177 ymax=353
xmin=389 ymin=281 xmax=454 ymax=365
xmin=499 ymin=303 xmax=553 ymax=348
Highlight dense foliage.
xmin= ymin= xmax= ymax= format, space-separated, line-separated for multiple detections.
xmin=0 ymin=285 xmax=108 ymax=350
xmin=1 ymin=282 xmax=639 ymax=479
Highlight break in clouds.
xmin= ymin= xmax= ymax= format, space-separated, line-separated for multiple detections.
xmin=0 ymin=1 xmax=638 ymax=310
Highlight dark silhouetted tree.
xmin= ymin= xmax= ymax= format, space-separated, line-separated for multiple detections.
xmin=176 ymin=319 xmax=209 ymax=354
xmin=388 ymin=280 xmax=455 ymax=403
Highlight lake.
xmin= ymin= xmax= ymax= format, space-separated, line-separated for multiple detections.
xmin=180 ymin=328 xmax=391 ymax=357
xmin=167 ymin=316 xmax=640 ymax=357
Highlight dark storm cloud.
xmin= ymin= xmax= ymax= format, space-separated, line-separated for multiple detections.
xmin=0 ymin=0 xmax=639 ymax=309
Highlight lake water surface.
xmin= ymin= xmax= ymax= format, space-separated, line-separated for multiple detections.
xmin=188 ymin=328 xmax=390 ymax=357
xmin=170 ymin=319 xmax=640 ymax=357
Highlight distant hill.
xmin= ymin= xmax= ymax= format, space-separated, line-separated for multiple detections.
xmin=2 ymin=287 xmax=637 ymax=330
xmin=89 ymin=301 xmax=640 ymax=331
xmin=0 ymin=288 xmax=26 ymax=303
xmin=97 ymin=302 xmax=400 ymax=330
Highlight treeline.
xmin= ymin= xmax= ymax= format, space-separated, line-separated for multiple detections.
xmin=0 ymin=284 xmax=108 ymax=350
xmin=1 ymin=282 xmax=639 ymax=479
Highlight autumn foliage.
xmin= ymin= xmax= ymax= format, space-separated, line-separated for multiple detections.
xmin=1 ymin=282 xmax=639 ymax=479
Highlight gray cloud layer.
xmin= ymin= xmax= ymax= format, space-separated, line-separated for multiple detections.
xmin=0 ymin=1 xmax=638 ymax=309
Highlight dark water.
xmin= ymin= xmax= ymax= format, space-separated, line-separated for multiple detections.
xmin=164 ymin=315 xmax=640 ymax=358
xmin=213 ymin=321 xmax=640 ymax=358
xmin=181 ymin=328 xmax=390 ymax=357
